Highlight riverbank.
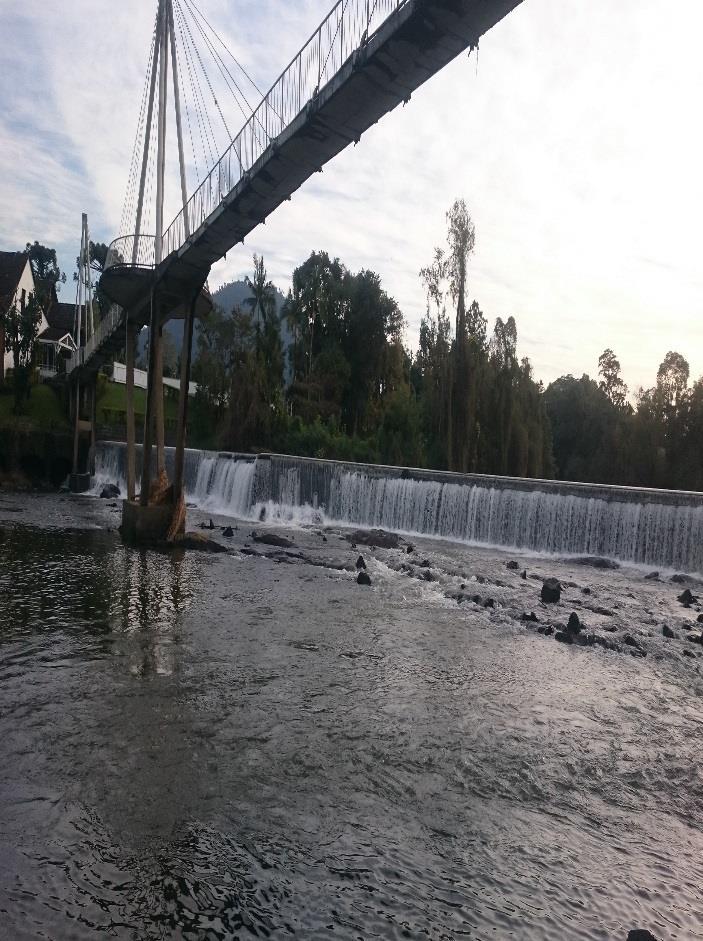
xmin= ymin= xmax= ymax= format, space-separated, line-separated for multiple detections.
xmin=0 ymin=493 xmax=701 ymax=939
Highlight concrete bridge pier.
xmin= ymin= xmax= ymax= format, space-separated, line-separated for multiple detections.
xmin=69 ymin=375 xmax=97 ymax=493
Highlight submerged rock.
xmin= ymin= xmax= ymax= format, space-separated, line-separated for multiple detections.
xmin=554 ymin=630 xmax=572 ymax=644
xmin=170 ymin=532 xmax=228 ymax=553
xmin=222 ymin=526 xmax=234 ymax=538
xmin=356 ymin=570 xmax=371 ymax=586
xmin=623 ymin=633 xmax=642 ymax=649
xmin=541 ymin=578 xmax=561 ymax=604
xmin=506 ymin=560 xmax=520 ymax=570
xmin=347 ymin=528 xmax=399 ymax=549
xmin=682 ymin=648 xmax=696 ymax=658
xmin=482 ymin=598 xmax=495 ymax=609
xmin=662 ymin=625 xmax=677 ymax=639
xmin=644 ymin=571 xmax=659 ymax=580
xmin=574 ymin=556 xmax=620 ymax=569
xmin=252 ymin=532 xmax=295 ymax=548
xmin=100 ymin=483 xmax=120 ymax=499
xmin=670 ymin=573 xmax=687 ymax=583
xmin=627 ymin=929 xmax=660 ymax=941
xmin=521 ymin=612 xmax=539 ymax=623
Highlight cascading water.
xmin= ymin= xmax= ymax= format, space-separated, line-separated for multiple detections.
xmin=95 ymin=442 xmax=703 ymax=572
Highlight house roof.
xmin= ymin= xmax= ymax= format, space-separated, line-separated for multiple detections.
xmin=45 ymin=301 xmax=76 ymax=337
xmin=0 ymin=251 xmax=29 ymax=310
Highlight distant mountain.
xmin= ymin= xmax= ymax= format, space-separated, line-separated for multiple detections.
xmin=137 ymin=279 xmax=293 ymax=383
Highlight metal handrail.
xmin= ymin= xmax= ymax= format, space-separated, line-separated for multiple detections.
xmin=104 ymin=234 xmax=156 ymax=272
xmin=161 ymin=0 xmax=406 ymax=258
xmin=66 ymin=303 xmax=125 ymax=374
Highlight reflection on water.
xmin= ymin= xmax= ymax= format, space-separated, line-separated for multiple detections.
xmin=1 ymin=514 xmax=702 ymax=940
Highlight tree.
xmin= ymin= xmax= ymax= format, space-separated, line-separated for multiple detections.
xmin=655 ymin=351 xmax=689 ymax=412
xmin=25 ymin=242 xmax=65 ymax=303
xmin=598 ymin=348 xmax=628 ymax=409
xmin=244 ymin=254 xmax=278 ymax=352
xmin=2 ymin=291 xmax=42 ymax=412
xmin=445 ymin=198 xmax=475 ymax=337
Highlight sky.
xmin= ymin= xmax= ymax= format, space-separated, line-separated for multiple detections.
xmin=1 ymin=0 xmax=701 ymax=393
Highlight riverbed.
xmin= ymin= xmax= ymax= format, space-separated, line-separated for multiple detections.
xmin=0 ymin=492 xmax=701 ymax=939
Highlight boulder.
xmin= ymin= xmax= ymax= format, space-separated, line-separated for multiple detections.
xmin=627 ymin=930 xmax=659 ymax=941
xmin=574 ymin=556 xmax=620 ymax=569
xmin=406 ymin=544 xmax=415 ymax=554
xmin=644 ymin=571 xmax=659 ymax=580
xmin=542 ymin=625 xmax=554 ymax=636
xmin=541 ymin=578 xmax=561 ymax=604
xmin=686 ymin=632 xmax=703 ymax=645
xmin=506 ymin=560 xmax=520 ymax=570
xmin=581 ymin=587 xmax=591 ymax=595
xmin=682 ymin=648 xmax=696 ymax=658
xmin=521 ymin=612 xmax=539 ymax=623
xmin=100 ymin=483 xmax=120 ymax=499
xmin=554 ymin=630 xmax=572 ymax=644
xmin=623 ymin=633 xmax=641 ymax=649
xmin=356 ymin=555 xmax=366 ymax=570
xmin=566 ymin=612 xmax=582 ymax=635
xmin=222 ymin=526 xmax=234 ymax=538
xmin=677 ymin=588 xmax=698 ymax=605
xmin=662 ymin=625 xmax=677 ymax=639
xmin=670 ymin=574 xmax=687 ymax=583
xmin=520 ymin=570 xmax=527 ymax=580
xmin=357 ymin=570 xmax=371 ymax=586
xmin=482 ymin=598 xmax=495 ymax=609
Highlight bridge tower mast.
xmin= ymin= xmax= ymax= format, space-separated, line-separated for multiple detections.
xmin=137 ymin=0 xmax=192 ymax=508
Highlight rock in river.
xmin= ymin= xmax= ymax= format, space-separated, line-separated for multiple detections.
xmin=677 ymin=588 xmax=698 ymax=606
xmin=100 ymin=483 xmax=120 ymax=499
xmin=356 ymin=555 xmax=366 ymax=570
xmin=541 ymin=578 xmax=561 ymax=604
xmin=357 ymin=570 xmax=371 ymax=586
xmin=627 ymin=930 xmax=659 ymax=941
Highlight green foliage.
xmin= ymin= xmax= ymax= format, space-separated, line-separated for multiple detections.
xmin=25 ymin=241 xmax=65 ymax=302
xmin=0 ymin=383 xmax=68 ymax=430
xmin=2 ymin=293 xmax=43 ymax=414
xmin=545 ymin=350 xmax=703 ymax=490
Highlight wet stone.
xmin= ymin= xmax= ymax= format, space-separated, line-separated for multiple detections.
xmin=356 ymin=571 xmax=371 ymax=586
xmin=541 ymin=577 xmax=561 ymax=604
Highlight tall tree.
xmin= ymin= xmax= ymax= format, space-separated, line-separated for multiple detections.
xmin=598 ymin=348 xmax=628 ymax=409
xmin=25 ymin=242 xmax=65 ymax=304
xmin=2 ymin=292 xmax=42 ymax=412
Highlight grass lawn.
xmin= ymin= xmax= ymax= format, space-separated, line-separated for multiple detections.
xmin=98 ymin=380 xmax=179 ymax=423
xmin=0 ymin=383 xmax=69 ymax=431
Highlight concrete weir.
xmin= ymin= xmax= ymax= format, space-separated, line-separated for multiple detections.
xmin=95 ymin=443 xmax=703 ymax=572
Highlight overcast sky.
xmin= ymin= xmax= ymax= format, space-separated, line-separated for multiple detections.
xmin=1 ymin=0 xmax=701 ymax=392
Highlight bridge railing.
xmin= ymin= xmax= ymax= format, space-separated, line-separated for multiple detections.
xmin=162 ymin=0 xmax=406 ymax=258
xmin=66 ymin=303 xmax=125 ymax=375
xmin=104 ymin=233 xmax=156 ymax=272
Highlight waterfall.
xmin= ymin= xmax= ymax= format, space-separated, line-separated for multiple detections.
xmin=95 ymin=442 xmax=703 ymax=572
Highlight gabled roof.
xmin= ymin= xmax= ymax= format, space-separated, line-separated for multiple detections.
xmin=0 ymin=251 xmax=30 ymax=310
xmin=44 ymin=301 xmax=76 ymax=337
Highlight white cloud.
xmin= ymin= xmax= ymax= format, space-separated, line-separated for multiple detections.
xmin=1 ymin=0 xmax=701 ymax=391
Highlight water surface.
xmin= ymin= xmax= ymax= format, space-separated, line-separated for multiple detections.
xmin=0 ymin=494 xmax=701 ymax=939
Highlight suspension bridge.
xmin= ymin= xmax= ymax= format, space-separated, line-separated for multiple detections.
xmin=66 ymin=0 xmax=524 ymax=540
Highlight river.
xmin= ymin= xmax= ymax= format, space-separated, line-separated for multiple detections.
xmin=0 ymin=489 xmax=701 ymax=939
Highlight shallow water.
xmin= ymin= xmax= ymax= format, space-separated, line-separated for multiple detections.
xmin=0 ymin=494 xmax=702 ymax=939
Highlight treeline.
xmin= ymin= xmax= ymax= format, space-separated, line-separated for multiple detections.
xmin=191 ymin=198 xmax=703 ymax=491
xmin=545 ymin=350 xmax=703 ymax=491
xmin=192 ymin=200 xmax=552 ymax=476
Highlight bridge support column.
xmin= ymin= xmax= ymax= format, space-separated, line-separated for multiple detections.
xmin=72 ymin=380 xmax=81 ymax=476
xmin=172 ymin=288 xmax=199 ymax=505
xmin=154 ymin=325 xmax=166 ymax=477
xmin=125 ymin=322 xmax=136 ymax=501
xmin=89 ymin=376 xmax=97 ymax=476
xmin=140 ymin=303 xmax=155 ymax=505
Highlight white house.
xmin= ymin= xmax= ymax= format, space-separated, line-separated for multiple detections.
xmin=0 ymin=251 xmax=77 ymax=380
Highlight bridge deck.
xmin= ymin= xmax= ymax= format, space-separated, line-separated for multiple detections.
xmin=82 ymin=0 xmax=522 ymax=378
